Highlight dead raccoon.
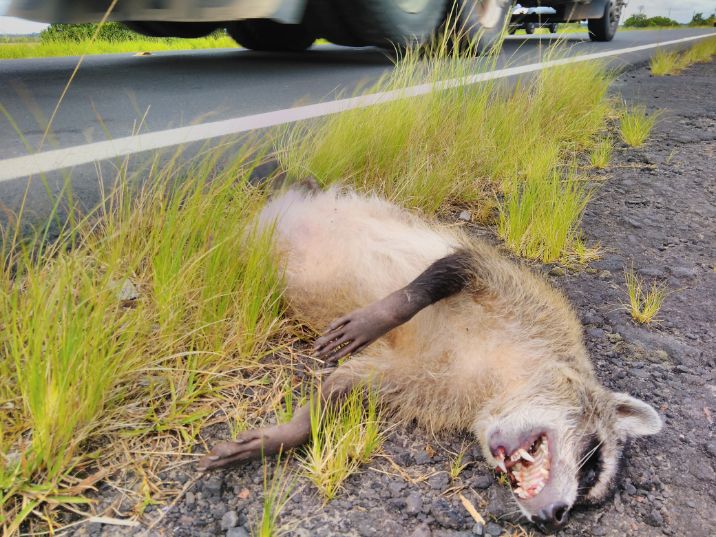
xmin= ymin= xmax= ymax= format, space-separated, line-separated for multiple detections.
xmin=198 ymin=187 xmax=662 ymax=530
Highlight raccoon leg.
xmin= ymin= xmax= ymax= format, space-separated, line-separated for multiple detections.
xmin=314 ymin=249 xmax=475 ymax=362
xmin=197 ymin=365 xmax=358 ymax=471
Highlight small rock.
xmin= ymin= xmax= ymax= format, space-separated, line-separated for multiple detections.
xmin=470 ymin=474 xmax=493 ymax=490
xmin=184 ymin=491 xmax=195 ymax=506
xmin=226 ymin=528 xmax=249 ymax=537
xmin=388 ymin=480 xmax=406 ymax=496
xmin=431 ymin=498 xmax=463 ymax=529
xmin=590 ymin=527 xmax=607 ymax=536
xmin=587 ymin=327 xmax=605 ymax=339
xmin=406 ymin=492 xmax=424 ymax=515
xmin=548 ymin=266 xmax=566 ymax=277
xmin=705 ymin=442 xmax=716 ymax=458
xmin=485 ymin=522 xmax=503 ymax=536
xmin=409 ymin=524 xmax=432 ymax=537
xmin=204 ymin=477 xmax=223 ymax=495
xmin=598 ymin=270 xmax=612 ymax=280
xmin=178 ymin=515 xmax=194 ymax=526
xmin=458 ymin=210 xmax=472 ymax=222
xmin=472 ymin=523 xmax=485 ymax=536
xmin=414 ymin=451 xmax=432 ymax=465
xmin=669 ymin=266 xmax=698 ymax=279
xmin=428 ymin=472 xmax=450 ymax=490
xmin=624 ymin=482 xmax=637 ymax=495
xmin=645 ymin=508 xmax=664 ymax=527
xmin=220 ymin=510 xmax=239 ymax=530
xmin=117 ymin=278 xmax=139 ymax=301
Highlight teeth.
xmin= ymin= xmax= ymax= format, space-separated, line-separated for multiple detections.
xmin=510 ymin=451 xmax=521 ymax=462
xmin=519 ymin=448 xmax=535 ymax=462
xmin=497 ymin=460 xmax=507 ymax=473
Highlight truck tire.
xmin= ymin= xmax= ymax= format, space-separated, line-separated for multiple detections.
xmin=587 ymin=0 xmax=620 ymax=42
xmin=313 ymin=0 xmax=449 ymax=48
xmin=123 ymin=21 xmax=218 ymax=38
xmin=452 ymin=0 xmax=511 ymax=52
xmin=228 ymin=19 xmax=315 ymax=51
xmin=524 ymin=22 xmax=535 ymax=34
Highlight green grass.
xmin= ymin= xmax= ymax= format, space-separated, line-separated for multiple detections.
xmin=0 ymin=144 xmax=285 ymax=532
xmin=0 ymin=35 xmax=237 ymax=59
xmin=589 ymin=136 xmax=613 ymax=168
xmin=1 ymin=32 xmax=624 ymax=532
xmin=624 ymin=267 xmax=668 ymax=324
xmin=299 ymin=385 xmax=383 ymax=501
xmin=282 ymin=39 xmax=613 ymax=262
xmin=252 ymin=457 xmax=295 ymax=537
xmin=619 ymin=105 xmax=659 ymax=147
xmin=651 ymin=36 xmax=716 ymax=75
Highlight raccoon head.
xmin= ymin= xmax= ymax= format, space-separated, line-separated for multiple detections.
xmin=476 ymin=379 xmax=662 ymax=530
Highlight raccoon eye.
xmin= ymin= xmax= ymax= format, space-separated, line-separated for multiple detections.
xmin=578 ymin=436 xmax=603 ymax=494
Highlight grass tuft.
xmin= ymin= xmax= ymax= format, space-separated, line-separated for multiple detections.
xmin=624 ymin=266 xmax=668 ymax=324
xmin=299 ymin=385 xmax=383 ymax=501
xmin=650 ymin=37 xmax=716 ymax=76
xmin=619 ymin=106 xmax=658 ymax=147
xmin=252 ymin=457 xmax=295 ymax=537
xmin=498 ymin=172 xmax=591 ymax=263
xmin=589 ymin=137 xmax=613 ymax=169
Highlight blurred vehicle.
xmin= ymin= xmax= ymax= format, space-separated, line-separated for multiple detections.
xmin=508 ymin=4 xmax=559 ymax=34
xmin=7 ymin=1 xmax=627 ymax=51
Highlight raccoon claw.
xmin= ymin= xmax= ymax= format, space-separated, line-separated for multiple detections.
xmin=197 ymin=429 xmax=277 ymax=471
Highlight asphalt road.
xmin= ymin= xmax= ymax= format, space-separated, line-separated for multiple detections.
xmin=0 ymin=27 xmax=713 ymax=229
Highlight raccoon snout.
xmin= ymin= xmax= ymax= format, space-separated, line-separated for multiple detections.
xmin=533 ymin=501 xmax=570 ymax=530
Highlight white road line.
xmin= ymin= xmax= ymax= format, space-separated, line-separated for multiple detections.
xmin=0 ymin=32 xmax=712 ymax=182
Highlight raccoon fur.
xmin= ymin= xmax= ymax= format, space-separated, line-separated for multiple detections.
xmin=201 ymin=186 xmax=663 ymax=529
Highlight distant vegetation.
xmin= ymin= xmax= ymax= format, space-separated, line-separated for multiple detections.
xmin=623 ymin=14 xmax=680 ymax=28
xmin=0 ymin=23 xmax=236 ymax=59
xmin=40 ymin=22 xmax=142 ymax=42
xmin=624 ymin=11 xmax=715 ymax=28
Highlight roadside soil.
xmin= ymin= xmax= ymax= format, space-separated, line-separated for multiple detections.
xmin=72 ymin=59 xmax=715 ymax=537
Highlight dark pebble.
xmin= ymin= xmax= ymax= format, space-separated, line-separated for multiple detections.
xmin=431 ymin=498 xmax=464 ymax=529
xmin=471 ymin=474 xmax=493 ymax=490
xmin=646 ymin=509 xmax=664 ymax=527
xmin=485 ymin=522 xmax=503 ymax=536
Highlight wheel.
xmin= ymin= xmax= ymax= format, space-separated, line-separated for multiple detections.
xmin=227 ymin=19 xmax=315 ymax=51
xmin=452 ymin=0 xmax=512 ymax=53
xmin=549 ymin=23 xmax=558 ymax=33
xmin=123 ymin=21 xmax=219 ymax=38
xmin=524 ymin=22 xmax=535 ymax=34
xmin=587 ymin=0 xmax=621 ymax=42
xmin=311 ymin=0 xmax=449 ymax=48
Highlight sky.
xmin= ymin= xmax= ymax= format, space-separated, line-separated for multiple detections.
xmin=0 ymin=0 xmax=714 ymax=34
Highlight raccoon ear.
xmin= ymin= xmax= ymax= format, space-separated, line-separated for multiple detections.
xmin=612 ymin=392 xmax=663 ymax=438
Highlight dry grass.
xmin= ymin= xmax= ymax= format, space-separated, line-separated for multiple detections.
xmin=624 ymin=266 xmax=668 ymax=324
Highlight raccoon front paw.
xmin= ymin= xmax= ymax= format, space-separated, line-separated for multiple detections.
xmin=197 ymin=427 xmax=283 ymax=471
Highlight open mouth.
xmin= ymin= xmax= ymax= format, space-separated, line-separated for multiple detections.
xmin=493 ymin=433 xmax=551 ymax=500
